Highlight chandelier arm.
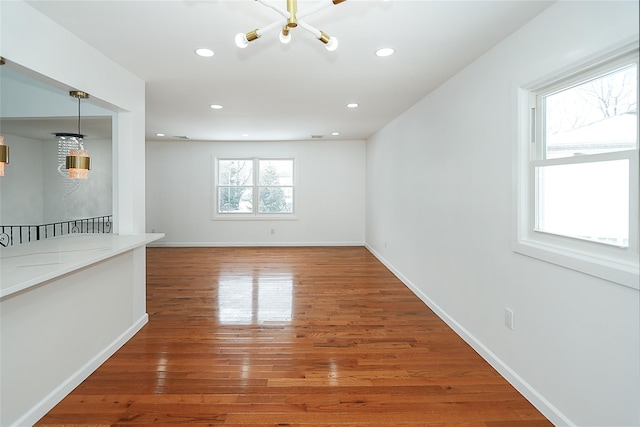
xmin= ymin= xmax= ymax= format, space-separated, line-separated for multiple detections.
xmin=257 ymin=18 xmax=288 ymax=37
xmin=255 ymin=0 xmax=290 ymax=19
xmin=298 ymin=20 xmax=322 ymax=39
xmin=299 ymin=20 xmax=338 ymax=51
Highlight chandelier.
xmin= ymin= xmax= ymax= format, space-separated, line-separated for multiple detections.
xmin=0 ymin=135 xmax=8 ymax=177
xmin=235 ymin=0 xmax=346 ymax=51
xmin=57 ymin=91 xmax=91 ymax=180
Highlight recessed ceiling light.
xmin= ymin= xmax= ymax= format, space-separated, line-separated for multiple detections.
xmin=347 ymin=103 xmax=359 ymax=108
xmin=195 ymin=48 xmax=214 ymax=57
xmin=210 ymin=104 xmax=224 ymax=110
xmin=242 ymin=133 xmax=249 ymax=137
xmin=332 ymin=132 xmax=340 ymax=136
xmin=156 ymin=133 xmax=165 ymax=137
xmin=375 ymin=47 xmax=395 ymax=57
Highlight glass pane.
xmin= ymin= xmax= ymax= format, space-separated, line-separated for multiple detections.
xmin=544 ymin=64 xmax=637 ymax=159
xmin=535 ymin=159 xmax=629 ymax=247
xmin=259 ymin=160 xmax=293 ymax=186
xmin=258 ymin=187 xmax=293 ymax=213
xmin=218 ymin=159 xmax=253 ymax=185
xmin=218 ymin=187 xmax=253 ymax=213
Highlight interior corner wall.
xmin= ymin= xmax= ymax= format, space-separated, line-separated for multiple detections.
xmin=1 ymin=1 xmax=147 ymax=425
xmin=365 ymin=2 xmax=639 ymax=426
xmin=1 ymin=0 xmax=145 ymax=235
xmin=146 ymin=139 xmax=366 ymax=246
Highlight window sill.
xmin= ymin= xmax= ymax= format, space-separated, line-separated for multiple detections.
xmin=513 ymin=238 xmax=639 ymax=290
xmin=211 ymin=215 xmax=299 ymax=221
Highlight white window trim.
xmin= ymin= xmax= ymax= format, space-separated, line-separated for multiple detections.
xmin=513 ymin=44 xmax=639 ymax=290
xmin=212 ymin=156 xmax=298 ymax=221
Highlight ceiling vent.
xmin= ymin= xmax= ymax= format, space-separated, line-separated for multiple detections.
xmin=311 ymin=134 xmax=324 ymax=139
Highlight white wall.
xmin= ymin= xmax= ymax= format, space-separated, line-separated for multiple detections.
xmin=1 ymin=1 xmax=147 ymax=425
xmin=366 ymin=2 xmax=639 ymax=426
xmin=0 ymin=135 xmax=112 ymax=225
xmin=1 ymin=249 xmax=139 ymax=425
xmin=146 ymin=139 xmax=366 ymax=246
xmin=1 ymin=0 xmax=146 ymax=235
xmin=0 ymin=134 xmax=44 ymax=224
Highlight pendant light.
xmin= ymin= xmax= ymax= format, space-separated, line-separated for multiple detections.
xmin=0 ymin=135 xmax=9 ymax=177
xmin=57 ymin=91 xmax=90 ymax=180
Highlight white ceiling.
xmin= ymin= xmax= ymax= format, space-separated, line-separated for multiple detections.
xmin=22 ymin=0 xmax=553 ymax=142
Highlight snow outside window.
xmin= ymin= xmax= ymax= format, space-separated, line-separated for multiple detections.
xmin=214 ymin=158 xmax=295 ymax=218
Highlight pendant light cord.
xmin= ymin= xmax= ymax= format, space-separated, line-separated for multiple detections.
xmin=77 ymin=97 xmax=81 ymax=135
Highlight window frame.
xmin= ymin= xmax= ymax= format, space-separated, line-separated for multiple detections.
xmin=514 ymin=45 xmax=639 ymax=290
xmin=213 ymin=156 xmax=297 ymax=220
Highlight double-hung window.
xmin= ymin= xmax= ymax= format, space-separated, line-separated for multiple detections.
xmin=516 ymin=47 xmax=639 ymax=289
xmin=214 ymin=158 xmax=295 ymax=217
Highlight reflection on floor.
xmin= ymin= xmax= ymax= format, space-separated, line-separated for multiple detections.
xmin=218 ymin=272 xmax=293 ymax=324
xmin=36 ymin=246 xmax=552 ymax=426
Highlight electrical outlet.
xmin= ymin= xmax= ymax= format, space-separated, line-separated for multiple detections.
xmin=504 ymin=308 xmax=514 ymax=330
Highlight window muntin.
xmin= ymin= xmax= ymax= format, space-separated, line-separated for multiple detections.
xmin=516 ymin=46 xmax=639 ymax=289
xmin=215 ymin=158 xmax=295 ymax=216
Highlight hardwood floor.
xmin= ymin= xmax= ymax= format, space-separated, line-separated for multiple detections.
xmin=37 ymin=247 xmax=551 ymax=426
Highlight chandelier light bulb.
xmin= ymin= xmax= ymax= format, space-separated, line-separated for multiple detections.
xmin=279 ymin=31 xmax=292 ymax=44
xmin=235 ymin=33 xmax=249 ymax=48
xmin=325 ymin=36 xmax=339 ymax=51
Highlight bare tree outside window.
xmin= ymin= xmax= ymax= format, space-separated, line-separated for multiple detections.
xmin=544 ymin=64 xmax=637 ymax=159
xmin=218 ymin=160 xmax=253 ymax=213
xmin=259 ymin=160 xmax=293 ymax=214
xmin=535 ymin=61 xmax=638 ymax=247
xmin=216 ymin=158 xmax=294 ymax=215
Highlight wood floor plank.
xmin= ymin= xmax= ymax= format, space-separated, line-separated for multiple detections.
xmin=36 ymin=247 xmax=551 ymax=426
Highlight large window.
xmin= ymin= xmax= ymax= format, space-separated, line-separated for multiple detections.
xmin=215 ymin=158 xmax=295 ymax=217
xmin=515 ymin=47 xmax=639 ymax=289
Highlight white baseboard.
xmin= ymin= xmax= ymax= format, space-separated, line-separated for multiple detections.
xmin=15 ymin=314 xmax=149 ymax=427
xmin=148 ymin=241 xmax=365 ymax=247
xmin=364 ymin=244 xmax=573 ymax=427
